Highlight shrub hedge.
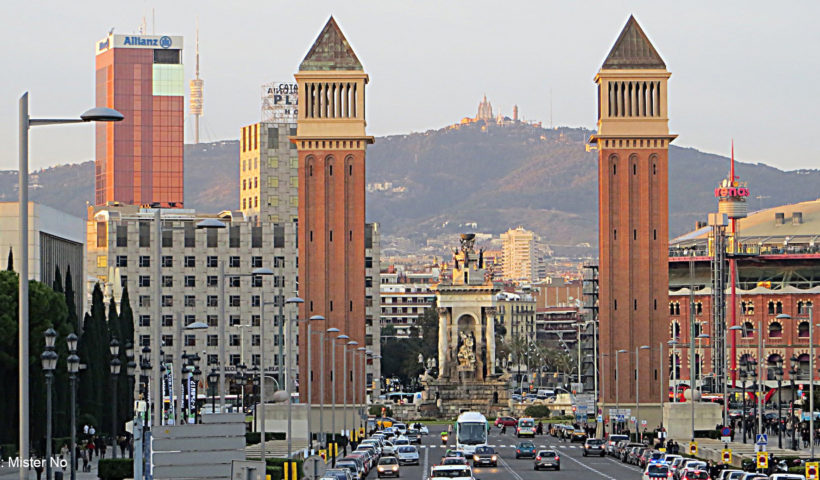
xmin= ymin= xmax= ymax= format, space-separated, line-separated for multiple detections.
xmin=98 ymin=458 xmax=133 ymax=480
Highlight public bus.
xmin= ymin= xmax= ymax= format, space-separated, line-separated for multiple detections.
xmin=456 ymin=412 xmax=489 ymax=454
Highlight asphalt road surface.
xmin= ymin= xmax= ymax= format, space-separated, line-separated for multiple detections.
xmin=364 ymin=425 xmax=644 ymax=480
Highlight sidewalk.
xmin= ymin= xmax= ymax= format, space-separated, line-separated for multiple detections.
xmin=691 ymin=436 xmax=814 ymax=469
xmin=0 ymin=452 xmax=119 ymax=480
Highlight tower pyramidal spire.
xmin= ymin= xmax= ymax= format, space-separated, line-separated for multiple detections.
xmin=300 ymin=16 xmax=363 ymax=71
xmin=602 ymin=15 xmax=666 ymax=70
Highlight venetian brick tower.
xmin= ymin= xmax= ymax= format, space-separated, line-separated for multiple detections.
xmin=294 ymin=17 xmax=373 ymax=407
xmin=590 ymin=16 xmax=676 ymax=429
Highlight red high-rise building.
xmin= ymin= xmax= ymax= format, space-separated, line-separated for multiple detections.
xmin=294 ymin=18 xmax=373 ymax=407
xmin=95 ymin=33 xmax=184 ymax=207
xmin=591 ymin=16 xmax=676 ymax=427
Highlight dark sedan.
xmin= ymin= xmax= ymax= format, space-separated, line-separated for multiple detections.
xmin=472 ymin=446 xmax=498 ymax=467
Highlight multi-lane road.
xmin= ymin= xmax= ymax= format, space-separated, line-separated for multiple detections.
xmin=355 ymin=425 xmax=644 ymax=480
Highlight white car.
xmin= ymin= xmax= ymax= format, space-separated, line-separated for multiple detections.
xmin=393 ymin=423 xmax=408 ymax=435
xmin=393 ymin=436 xmax=410 ymax=447
xmin=360 ymin=439 xmax=382 ymax=456
xmin=382 ymin=440 xmax=395 ymax=456
xmin=716 ymin=470 xmax=744 ymax=480
xmin=429 ymin=465 xmax=473 ymax=480
xmin=768 ymin=475 xmax=806 ymax=480
xmin=396 ymin=445 xmax=420 ymax=465
xmin=642 ymin=463 xmax=670 ymax=480
xmin=419 ymin=425 xmax=429 ymax=435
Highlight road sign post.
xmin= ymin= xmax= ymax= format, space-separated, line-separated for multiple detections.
xmin=721 ymin=449 xmax=731 ymax=464
xmin=756 ymin=452 xmax=768 ymax=471
xmin=689 ymin=441 xmax=698 ymax=456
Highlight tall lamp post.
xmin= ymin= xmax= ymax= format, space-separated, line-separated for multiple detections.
xmin=18 ymin=95 xmax=122 ymax=480
xmin=779 ymin=311 xmax=816 ymax=456
xmin=635 ymin=345 xmax=650 ymax=442
xmin=334 ymin=333 xmax=349 ymax=453
xmin=357 ymin=347 xmax=368 ymax=429
xmin=306 ymin=314 xmax=325 ymax=452
xmin=326 ymin=327 xmax=341 ymax=459
xmin=67 ymin=334 xmax=80 ymax=480
xmin=772 ymin=358 xmax=784 ymax=449
xmin=344 ymin=340 xmax=358 ymax=451
xmin=615 ymin=349 xmax=627 ymax=434
xmin=284 ymin=296 xmax=304 ymax=458
xmin=109 ymin=339 xmax=121 ymax=458
xmin=789 ymin=358 xmax=799 ymax=450
xmin=41 ymin=328 xmax=58 ymax=480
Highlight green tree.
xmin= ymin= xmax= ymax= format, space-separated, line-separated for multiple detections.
xmin=53 ymin=265 xmax=63 ymax=294
xmin=77 ymin=284 xmax=109 ymax=430
xmin=118 ymin=286 xmax=135 ymax=422
xmin=0 ymin=270 xmax=70 ymax=446
xmin=64 ymin=265 xmax=78 ymax=333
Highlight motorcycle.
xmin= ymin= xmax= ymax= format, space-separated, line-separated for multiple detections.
xmin=441 ymin=434 xmax=449 ymax=445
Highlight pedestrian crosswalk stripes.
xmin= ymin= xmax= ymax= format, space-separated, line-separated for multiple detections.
xmin=418 ymin=444 xmax=578 ymax=449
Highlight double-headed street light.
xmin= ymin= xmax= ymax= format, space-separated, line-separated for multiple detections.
xmin=67 ymin=334 xmax=80 ymax=480
xmin=284 ymin=296 xmax=304 ymax=458
xmin=109 ymin=339 xmax=121 ymax=458
xmin=345 ymin=340 xmax=358 ymax=445
xmin=306 ymin=314 xmax=326 ymax=451
xmin=41 ymin=328 xmax=58 ymax=480
xmin=18 ymin=94 xmax=122 ymax=480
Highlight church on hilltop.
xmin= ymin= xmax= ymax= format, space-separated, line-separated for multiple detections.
xmin=451 ymin=95 xmax=539 ymax=129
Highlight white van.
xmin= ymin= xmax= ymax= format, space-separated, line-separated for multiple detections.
xmin=517 ymin=417 xmax=536 ymax=437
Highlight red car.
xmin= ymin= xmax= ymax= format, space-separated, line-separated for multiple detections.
xmin=495 ymin=416 xmax=517 ymax=427
xmin=680 ymin=470 xmax=709 ymax=480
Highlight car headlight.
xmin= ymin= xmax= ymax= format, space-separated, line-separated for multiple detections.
xmin=377 ymin=467 xmax=384 ymax=472
xmin=473 ymin=456 xmax=479 ymax=461
xmin=491 ymin=456 xmax=497 ymax=461
xmin=392 ymin=466 xmax=398 ymax=471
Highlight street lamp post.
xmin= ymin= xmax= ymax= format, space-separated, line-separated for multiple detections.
xmin=789 ymin=359 xmax=799 ymax=450
xmin=67 ymin=334 xmax=79 ymax=480
xmin=357 ymin=348 xmax=367 ymax=429
xmin=328 ymin=329 xmax=342 ymax=466
xmin=207 ymin=369 xmax=219 ymax=413
xmin=773 ymin=358 xmax=783 ymax=449
xmin=18 ymin=94 xmax=122 ymax=480
xmin=110 ymin=338 xmax=121 ymax=458
xmin=615 ymin=349 xmax=627 ymax=434
xmin=344 ymin=340 xmax=357 ymax=452
xmin=42 ymin=328 xmax=58 ymax=480
xmin=635 ymin=345 xmax=650 ymax=442
xmin=284 ymin=296 xmax=303 ymax=458
xmin=307 ymin=315 xmax=325 ymax=452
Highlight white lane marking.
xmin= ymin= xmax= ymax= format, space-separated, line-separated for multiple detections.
xmin=497 ymin=457 xmax=525 ymax=480
xmin=558 ymin=451 xmax=618 ymax=480
xmin=422 ymin=445 xmax=429 ymax=480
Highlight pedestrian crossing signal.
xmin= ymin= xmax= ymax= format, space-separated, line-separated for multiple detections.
xmin=756 ymin=452 xmax=768 ymax=470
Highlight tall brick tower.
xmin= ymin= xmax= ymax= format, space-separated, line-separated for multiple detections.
xmin=591 ymin=16 xmax=676 ymax=429
xmin=294 ymin=17 xmax=373 ymax=407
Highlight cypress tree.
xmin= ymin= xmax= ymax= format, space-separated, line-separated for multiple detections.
xmin=77 ymin=284 xmax=109 ymax=429
xmin=53 ymin=265 xmax=63 ymax=293
xmin=119 ymin=286 xmax=135 ymax=422
xmin=6 ymin=246 xmax=12 ymax=271
xmin=64 ymin=265 xmax=79 ymax=333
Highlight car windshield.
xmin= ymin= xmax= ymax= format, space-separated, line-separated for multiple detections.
xmin=336 ymin=463 xmax=356 ymax=472
xmin=445 ymin=450 xmax=463 ymax=457
xmin=687 ymin=472 xmax=709 ymax=480
xmin=379 ymin=457 xmax=398 ymax=465
xmin=432 ymin=469 xmax=471 ymax=478
xmin=649 ymin=465 xmax=669 ymax=474
xmin=539 ymin=451 xmax=556 ymax=457
xmin=520 ymin=420 xmax=534 ymax=427
xmin=458 ymin=422 xmax=487 ymax=445
xmin=397 ymin=447 xmax=415 ymax=453
xmin=519 ymin=442 xmax=534 ymax=448
xmin=443 ymin=458 xmax=465 ymax=465
xmin=587 ymin=439 xmax=604 ymax=445
xmin=394 ymin=439 xmax=409 ymax=445
xmin=475 ymin=446 xmax=494 ymax=454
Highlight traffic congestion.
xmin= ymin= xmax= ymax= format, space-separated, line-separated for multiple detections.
xmin=316 ymin=413 xmax=814 ymax=480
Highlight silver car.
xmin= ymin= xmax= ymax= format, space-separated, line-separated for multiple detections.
xmin=396 ymin=446 xmax=419 ymax=466
xmin=534 ymin=450 xmax=560 ymax=471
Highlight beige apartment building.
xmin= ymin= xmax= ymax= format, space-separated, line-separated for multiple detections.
xmin=501 ymin=226 xmax=535 ymax=282
xmin=494 ymin=291 xmax=537 ymax=343
xmin=87 ymin=205 xmax=299 ymax=393
xmin=239 ymin=122 xmax=299 ymax=225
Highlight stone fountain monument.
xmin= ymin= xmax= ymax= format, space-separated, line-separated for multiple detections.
xmin=420 ymin=234 xmax=510 ymax=417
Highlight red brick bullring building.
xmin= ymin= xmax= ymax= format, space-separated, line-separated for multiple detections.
xmin=669 ymin=199 xmax=820 ymax=388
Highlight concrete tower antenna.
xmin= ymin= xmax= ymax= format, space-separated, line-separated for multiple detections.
xmin=189 ymin=18 xmax=204 ymax=144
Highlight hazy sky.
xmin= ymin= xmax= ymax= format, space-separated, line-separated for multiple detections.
xmin=3 ymin=1 xmax=819 ymax=172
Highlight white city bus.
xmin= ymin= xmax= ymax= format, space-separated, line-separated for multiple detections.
xmin=456 ymin=412 xmax=488 ymax=454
